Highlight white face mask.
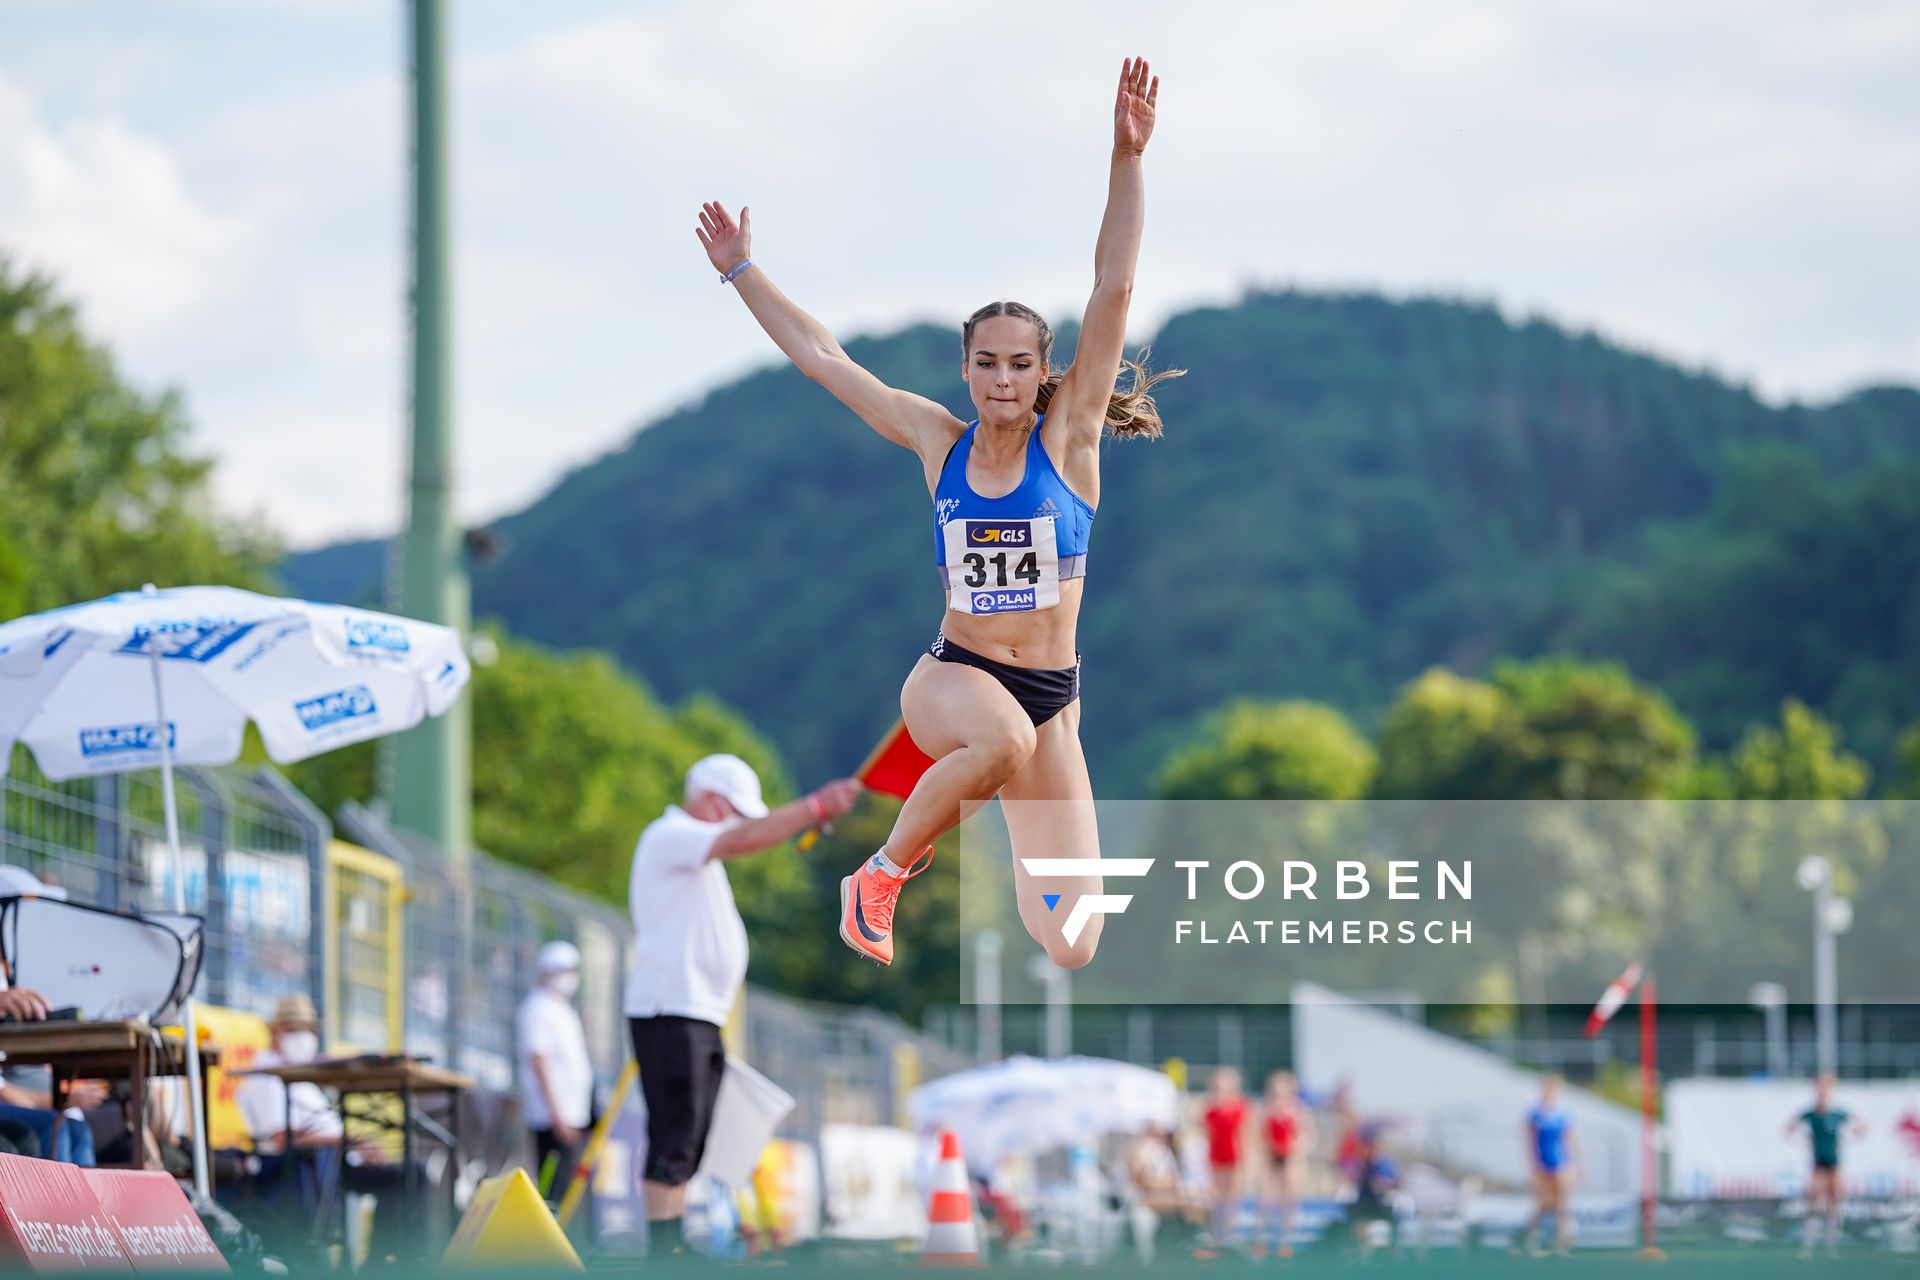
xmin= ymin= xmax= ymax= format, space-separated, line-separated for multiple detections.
xmin=280 ymin=1030 xmax=320 ymax=1064
xmin=548 ymin=971 xmax=581 ymax=998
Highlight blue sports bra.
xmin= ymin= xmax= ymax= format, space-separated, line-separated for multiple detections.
xmin=931 ymin=416 xmax=1095 ymax=616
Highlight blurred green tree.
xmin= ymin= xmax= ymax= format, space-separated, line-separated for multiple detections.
xmin=1156 ymin=699 xmax=1376 ymax=799
xmin=1371 ymin=668 xmax=1512 ymax=799
xmin=1372 ymin=659 xmax=1694 ymax=799
xmin=0 ymin=258 xmax=276 ymax=618
xmin=284 ymin=630 xmax=797 ymax=909
xmin=1890 ymin=723 xmax=1920 ymax=800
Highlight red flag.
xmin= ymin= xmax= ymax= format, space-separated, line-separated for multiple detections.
xmin=1584 ymin=962 xmax=1643 ymax=1038
xmin=857 ymin=720 xmax=936 ymax=800
xmin=796 ymin=720 xmax=935 ymax=853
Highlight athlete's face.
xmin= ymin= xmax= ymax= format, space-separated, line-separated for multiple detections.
xmin=964 ymin=315 xmax=1049 ymax=428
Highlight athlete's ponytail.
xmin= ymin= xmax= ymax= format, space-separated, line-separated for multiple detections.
xmin=963 ymin=300 xmax=1185 ymax=441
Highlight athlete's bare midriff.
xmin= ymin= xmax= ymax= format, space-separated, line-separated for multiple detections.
xmin=920 ymin=412 xmax=1094 ymax=670
xmin=935 ymin=576 xmax=1084 ymax=668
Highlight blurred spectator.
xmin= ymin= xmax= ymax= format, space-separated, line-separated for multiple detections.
xmin=1522 ymin=1074 xmax=1578 ymax=1256
xmin=624 ymin=754 xmax=859 ymax=1258
xmin=1125 ymin=1122 xmax=1185 ymax=1217
xmin=0 ymin=1065 xmax=102 ymax=1164
xmin=1786 ymin=1072 xmax=1863 ymax=1259
xmin=1330 ymin=1078 xmax=1364 ymax=1187
xmin=1349 ymin=1124 xmax=1398 ymax=1258
xmin=974 ymin=1171 xmax=1030 ymax=1253
xmin=0 ymin=865 xmax=99 ymax=1164
xmin=236 ymin=995 xmax=414 ymax=1256
xmin=1255 ymin=1070 xmax=1314 ymax=1258
xmin=517 ymin=940 xmax=594 ymax=1203
xmin=1198 ymin=1067 xmax=1250 ymax=1253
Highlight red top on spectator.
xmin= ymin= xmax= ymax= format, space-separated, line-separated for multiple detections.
xmin=1267 ymin=1109 xmax=1299 ymax=1159
xmin=1204 ymin=1098 xmax=1248 ymax=1168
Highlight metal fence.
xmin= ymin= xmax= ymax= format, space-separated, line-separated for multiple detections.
xmin=3 ymin=750 xmax=986 ymax=1141
xmin=1 ymin=746 xmax=325 ymax=1019
xmin=743 ymin=987 xmax=973 ymax=1140
xmin=924 ymin=998 xmax=1920 ymax=1089
xmin=335 ymin=800 xmax=634 ymax=1093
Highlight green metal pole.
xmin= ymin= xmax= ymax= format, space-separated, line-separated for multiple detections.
xmin=391 ymin=0 xmax=471 ymax=858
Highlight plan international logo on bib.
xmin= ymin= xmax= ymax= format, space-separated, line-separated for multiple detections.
xmin=295 ymin=686 xmax=377 ymax=732
xmin=971 ymin=589 xmax=1037 ymax=613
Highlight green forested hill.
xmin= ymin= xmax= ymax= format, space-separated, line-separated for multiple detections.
xmin=283 ymin=290 xmax=1920 ymax=793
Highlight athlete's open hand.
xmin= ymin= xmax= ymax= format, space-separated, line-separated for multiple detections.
xmin=695 ymin=201 xmax=751 ymax=276
xmin=1113 ymin=56 xmax=1159 ymax=157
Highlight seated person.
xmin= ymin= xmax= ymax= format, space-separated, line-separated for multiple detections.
xmin=235 ymin=996 xmax=415 ymax=1256
xmin=0 ymin=980 xmax=103 ymax=1165
xmin=1128 ymin=1122 xmax=1192 ymax=1220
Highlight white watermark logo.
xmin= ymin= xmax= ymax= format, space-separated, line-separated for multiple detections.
xmin=1019 ymin=858 xmax=1155 ymax=945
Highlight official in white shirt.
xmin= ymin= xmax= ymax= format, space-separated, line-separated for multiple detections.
xmin=625 ymin=753 xmax=860 ymax=1255
xmin=517 ymin=940 xmax=595 ymax=1201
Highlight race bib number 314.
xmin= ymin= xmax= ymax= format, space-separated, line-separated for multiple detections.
xmin=943 ymin=517 xmax=1060 ymax=615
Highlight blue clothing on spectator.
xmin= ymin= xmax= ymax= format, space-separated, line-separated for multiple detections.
xmin=1529 ymin=1106 xmax=1571 ymax=1171
xmin=0 ymin=1103 xmax=97 ymax=1165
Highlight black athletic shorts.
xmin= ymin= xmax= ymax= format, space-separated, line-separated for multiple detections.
xmin=628 ymin=1014 xmax=726 ymax=1186
xmin=928 ymin=631 xmax=1081 ymax=726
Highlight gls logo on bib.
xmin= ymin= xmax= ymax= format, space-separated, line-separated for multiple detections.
xmin=964 ymin=522 xmax=1032 ymax=547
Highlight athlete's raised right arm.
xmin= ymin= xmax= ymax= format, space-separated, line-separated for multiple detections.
xmin=695 ymin=201 xmax=954 ymax=456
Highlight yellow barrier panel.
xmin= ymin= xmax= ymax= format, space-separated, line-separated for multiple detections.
xmin=440 ymin=1167 xmax=582 ymax=1271
xmin=188 ymin=1004 xmax=272 ymax=1152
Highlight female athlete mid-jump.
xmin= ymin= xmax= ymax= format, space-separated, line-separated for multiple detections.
xmin=696 ymin=57 xmax=1176 ymax=969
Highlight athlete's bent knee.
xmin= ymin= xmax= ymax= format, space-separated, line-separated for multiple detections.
xmin=1044 ymin=917 xmax=1102 ymax=969
xmin=974 ymin=725 xmax=1037 ymax=782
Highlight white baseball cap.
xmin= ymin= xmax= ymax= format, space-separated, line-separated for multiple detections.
xmin=0 ymin=864 xmax=67 ymax=901
xmin=536 ymin=940 xmax=581 ymax=974
xmin=685 ymin=753 xmax=769 ymax=819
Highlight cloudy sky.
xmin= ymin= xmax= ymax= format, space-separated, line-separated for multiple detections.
xmin=3 ymin=0 xmax=1916 ymax=546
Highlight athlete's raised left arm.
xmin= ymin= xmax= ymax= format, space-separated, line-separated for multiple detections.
xmin=1052 ymin=57 xmax=1158 ymax=437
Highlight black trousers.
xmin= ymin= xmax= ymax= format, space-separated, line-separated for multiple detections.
xmin=627 ymin=1015 xmax=725 ymax=1187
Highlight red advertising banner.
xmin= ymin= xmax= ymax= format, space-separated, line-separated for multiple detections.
xmin=0 ymin=1151 xmax=133 ymax=1272
xmin=80 ymin=1170 xmax=228 ymax=1273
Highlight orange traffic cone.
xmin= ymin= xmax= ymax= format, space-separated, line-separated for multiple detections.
xmin=921 ymin=1130 xmax=982 ymax=1266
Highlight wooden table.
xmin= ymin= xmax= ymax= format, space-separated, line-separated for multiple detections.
xmin=243 ymin=1057 xmax=473 ymax=1251
xmin=0 ymin=1019 xmax=217 ymax=1170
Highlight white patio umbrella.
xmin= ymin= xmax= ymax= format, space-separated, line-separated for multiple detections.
xmin=907 ymin=1055 xmax=1181 ymax=1175
xmin=0 ymin=584 xmax=471 ymax=1196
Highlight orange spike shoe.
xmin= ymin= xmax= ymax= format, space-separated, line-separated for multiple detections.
xmin=838 ymin=846 xmax=934 ymax=966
